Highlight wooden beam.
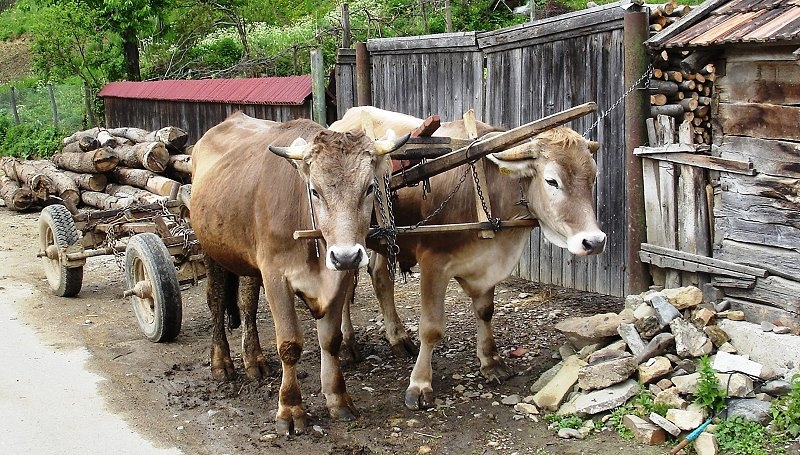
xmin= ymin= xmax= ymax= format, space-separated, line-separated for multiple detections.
xmin=388 ymin=102 xmax=597 ymax=190
xmin=293 ymin=219 xmax=539 ymax=240
xmin=634 ymin=144 xmax=696 ymax=155
xmin=640 ymin=243 xmax=768 ymax=277
xmin=638 ymin=251 xmax=753 ymax=279
xmin=642 ymin=152 xmax=755 ymax=175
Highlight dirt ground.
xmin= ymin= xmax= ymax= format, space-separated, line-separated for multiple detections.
xmin=0 ymin=207 xmax=669 ymax=455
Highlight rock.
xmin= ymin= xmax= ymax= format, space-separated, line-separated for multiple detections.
xmin=657 ymin=378 xmax=673 ymax=390
xmin=617 ymin=323 xmax=646 ymax=358
xmin=638 ymin=356 xmax=672 ymax=384
xmin=618 ymin=307 xmax=635 ymax=324
xmin=501 ymin=394 xmax=520 ymax=405
xmin=633 ymin=302 xmax=654 ymax=320
xmin=717 ymin=373 xmax=754 ymax=397
xmin=715 ymin=299 xmax=731 ymax=312
xmin=559 ymin=343 xmax=576 ymax=360
xmin=662 ymin=286 xmax=703 ymax=310
xmin=712 ymin=351 xmax=763 ymax=378
xmin=622 ymin=414 xmax=666 ymax=445
xmin=773 ymin=325 xmax=792 ymax=334
xmin=557 ymin=428 xmax=584 ymax=439
xmin=513 ymin=402 xmax=539 ymax=415
xmin=587 ymin=348 xmax=631 ymax=365
xmin=761 ymin=321 xmax=776 ymax=332
xmin=533 ymin=356 xmax=586 ymax=411
xmin=649 ymin=412 xmax=681 ymax=436
xmin=578 ymin=353 xmax=637 ymax=391
xmin=586 ymin=340 xmax=627 ymax=363
xmin=692 ymin=308 xmax=716 ymax=327
xmin=703 ymin=325 xmax=730 ymax=347
xmin=722 ymin=310 xmax=745 ymax=321
xmin=635 ymin=314 xmax=663 ymax=338
xmin=670 ymin=318 xmax=713 ymax=358
xmin=555 ymin=313 xmax=622 ymax=349
xmin=755 ymin=393 xmax=774 ymax=402
xmin=666 ymin=408 xmax=705 ymax=431
xmin=648 ymin=383 xmax=662 ymax=395
xmin=672 ymin=372 xmax=700 ymax=394
xmin=655 ymin=387 xmax=688 ymax=410
xmin=762 ymin=379 xmax=792 ymax=396
xmin=636 ymin=333 xmax=675 ymax=363
xmin=727 ymin=398 xmax=772 ymax=424
xmin=575 ymin=343 xmax=601 ymax=360
xmin=530 ymin=360 xmax=563 ymax=394
xmin=718 ymin=342 xmax=737 ymax=353
xmin=694 ymin=432 xmax=718 ymax=455
xmin=625 ymin=294 xmax=645 ymax=311
xmin=574 ymin=379 xmax=639 ymax=415
xmin=651 ymin=294 xmax=681 ymax=326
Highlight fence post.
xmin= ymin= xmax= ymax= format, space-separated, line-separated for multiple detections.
xmin=624 ymin=8 xmax=651 ymax=294
xmin=9 ymin=86 xmax=20 ymax=124
xmin=48 ymin=84 xmax=59 ymax=127
xmin=355 ymin=42 xmax=372 ymax=106
xmin=310 ymin=48 xmax=327 ymax=127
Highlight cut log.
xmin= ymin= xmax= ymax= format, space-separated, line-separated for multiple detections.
xmin=650 ymin=104 xmax=684 ymax=117
xmin=168 ymin=154 xmax=192 ymax=174
xmin=111 ymin=167 xmax=181 ymax=197
xmin=61 ymin=135 xmax=100 ymax=154
xmin=29 ymin=160 xmax=80 ymax=206
xmin=680 ymin=98 xmax=699 ymax=111
xmin=13 ymin=160 xmax=56 ymax=196
xmin=146 ymin=126 xmax=189 ymax=153
xmin=666 ymin=71 xmax=683 ymax=83
xmin=106 ymin=126 xmax=150 ymax=143
xmin=108 ymin=141 xmax=170 ymax=173
xmin=61 ymin=170 xmax=107 ymax=192
xmin=650 ymin=94 xmax=668 ymax=106
xmin=648 ymin=79 xmax=679 ymax=96
xmin=96 ymin=130 xmax=128 ymax=148
xmin=62 ymin=127 xmax=101 ymax=146
xmin=51 ymin=148 xmax=120 ymax=173
xmin=105 ymin=183 xmax=168 ymax=204
xmin=679 ymin=51 xmax=714 ymax=74
xmin=81 ymin=191 xmax=134 ymax=210
xmin=0 ymin=169 xmax=33 ymax=211
xmin=0 ymin=156 xmax=19 ymax=181
xmin=678 ymin=80 xmax=696 ymax=91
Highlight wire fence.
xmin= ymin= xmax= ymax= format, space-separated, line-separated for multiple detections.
xmin=0 ymin=83 xmax=89 ymax=132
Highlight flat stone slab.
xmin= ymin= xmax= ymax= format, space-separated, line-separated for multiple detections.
xmin=574 ymin=379 xmax=639 ymax=415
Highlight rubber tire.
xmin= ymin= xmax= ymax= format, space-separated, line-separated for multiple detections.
xmin=38 ymin=204 xmax=83 ymax=297
xmin=125 ymin=233 xmax=182 ymax=342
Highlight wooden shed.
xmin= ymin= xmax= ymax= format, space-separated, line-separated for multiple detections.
xmin=644 ymin=0 xmax=800 ymax=329
xmin=98 ymin=76 xmax=313 ymax=145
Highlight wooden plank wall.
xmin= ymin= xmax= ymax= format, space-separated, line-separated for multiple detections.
xmin=711 ymin=46 xmax=800 ymax=328
xmin=335 ymin=48 xmax=357 ymax=119
xmin=479 ymin=6 xmax=628 ymax=297
xmin=103 ymin=98 xmax=311 ymax=145
xmin=361 ymin=6 xmax=631 ymax=297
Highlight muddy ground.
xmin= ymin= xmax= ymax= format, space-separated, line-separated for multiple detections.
xmin=0 ymin=207 xmax=668 ymax=455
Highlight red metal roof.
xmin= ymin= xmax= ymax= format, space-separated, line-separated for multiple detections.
xmin=97 ymin=76 xmax=312 ymax=105
xmin=648 ymin=0 xmax=800 ymax=49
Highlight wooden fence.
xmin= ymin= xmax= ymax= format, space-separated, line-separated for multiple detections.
xmin=337 ymin=4 xmax=643 ymax=297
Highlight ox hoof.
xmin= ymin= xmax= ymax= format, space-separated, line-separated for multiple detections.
xmin=211 ymin=364 xmax=237 ymax=382
xmin=244 ymin=363 xmax=271 ymax=380
xmin=328 ymin=405 xmax=358 ymax=421
xmin=390 ymin=337 xmax=419 ymax=358
xmin=481 ymin=362 xmax=515 ymax=385
xmin=340 ymin=342 xmax=363 ymax=364
xmin=404 ymin=386 xmax=435 ymax=411
xmin=276 ymin=414 xmax=309 ymax=437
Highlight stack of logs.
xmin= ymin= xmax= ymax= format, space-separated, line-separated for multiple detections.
xmin=0 ymin=126 xmax=192 ymax=212
xmin=647 ymin=1 xmax=715 ymax=145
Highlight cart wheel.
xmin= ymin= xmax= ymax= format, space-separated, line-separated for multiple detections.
xmin=124 ymin=233 xmax=182 ymax=342
xmin=38 ymin=204 xmax=83 ymax=297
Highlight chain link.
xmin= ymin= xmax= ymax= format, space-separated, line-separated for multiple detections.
xmin=469 ymin=162 xmax=501 ymax=231
xmin=583 ymin=63 xmax=654 ymax=137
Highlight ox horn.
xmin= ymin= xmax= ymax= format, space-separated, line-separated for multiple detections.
xmin=587 ymin=141 xmax=600 ymax=153
xmin=268 ymin=137 xmax=310 ymax=160
xmin=374 ymin=131 xmax=411 ymax=156
xmin=491 ymin=143 xmax=538 ymax=161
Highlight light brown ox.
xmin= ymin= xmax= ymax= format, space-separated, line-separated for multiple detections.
xmin=191 ymin=112 xmax=408 ymax=434
xmin=330 ymin=106 xmax=606 ymax=410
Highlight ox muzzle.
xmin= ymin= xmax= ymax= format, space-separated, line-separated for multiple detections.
xmin=326 ymin=244 xmax=369 ymax=270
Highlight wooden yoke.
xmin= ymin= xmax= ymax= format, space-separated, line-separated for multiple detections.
xmin=463 ymin=109 xmax=494 ymax=239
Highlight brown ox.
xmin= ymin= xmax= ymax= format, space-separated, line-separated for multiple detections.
xmin=191 ymin=112 xmax=408 ymax=434
xmin=330 ymin=106 xmax=606 ymax=410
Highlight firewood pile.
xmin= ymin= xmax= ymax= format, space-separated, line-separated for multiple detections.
xmin=0 ymin=126 xmax=192 ymax=212
xmin=647 ymin=1 xmax=715 ymax=145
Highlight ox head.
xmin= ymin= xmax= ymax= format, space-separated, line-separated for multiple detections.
xmin=269 ymin=129 xmax=409 ymax=270
xmin=487 ymin=127 xmax=606 ymax=256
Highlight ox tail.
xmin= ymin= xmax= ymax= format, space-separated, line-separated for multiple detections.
xmin=226 ymin=297 xmax=241 ymax=331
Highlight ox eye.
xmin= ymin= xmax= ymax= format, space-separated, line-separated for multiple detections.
xmin=365 ymin=183 xmax=375 ymax=197
xmin=545 ymin=179 xmax=559 ymax=189
xmin=310 ymin=188 xmax=320 ymax=198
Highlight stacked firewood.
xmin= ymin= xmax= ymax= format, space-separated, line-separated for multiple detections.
xmin=646 ymin=2 xmax=715 ymax=145
xmin=0 ymin=126 xmax=192 ymax=212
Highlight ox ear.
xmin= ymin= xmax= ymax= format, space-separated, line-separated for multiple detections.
xmin=587 ymin=141 xmax=600 ymax=153
xmin=374 ymin=130 xmax=411 ymax=156
xmin=268 ymin=137 xmax=310 ymax=161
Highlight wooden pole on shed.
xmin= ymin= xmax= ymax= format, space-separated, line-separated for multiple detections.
xmin=355 ymin=42 xmax=372 ymax=106
xmin=341 ymin=3 xmax=351 ymax=48
xmin=310 ymin=48 xmax=327 ymax=127
xmin=624 ymin=9 xmax=651 ymax=294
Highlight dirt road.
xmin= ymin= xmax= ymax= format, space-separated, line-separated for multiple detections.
xmin=0 ymin=207 xmax=665 ymax=454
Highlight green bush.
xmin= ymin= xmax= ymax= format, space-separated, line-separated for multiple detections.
xmin=0 ymin=121 xmax=65 ymax=158
xmin=770 ymin=374 xmax=800 ymax=442
xmin=716 ymin=416 xmax=772 ymax=455
xmin=694 ymin=355 xmax=727 ymax=414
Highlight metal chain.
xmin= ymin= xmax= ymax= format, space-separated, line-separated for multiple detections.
xmin=583 ymin=63 xmax=654 ymax=137
xmin=469 ymin=162 xmax=501 ymax=231
xmin=372 ymin=171 xmax=399 ymax=280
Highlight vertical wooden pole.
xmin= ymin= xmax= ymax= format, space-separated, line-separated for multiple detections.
xmin=84 ymin=81 xmax=97 ymax=127
xmin=48 ymin=84 xmax=59 ymax=127
xmin=341 ymin=3 xmax=351 ymax=48
xmin=9 ymin=86 xmax=20 ymax=124
xmin=310 ymin=48 xmax=327 ymax=127
xmin=445 ymin=0 xmax=453 ymax=33
xmin=624 ymin=9 xmax=650 ymax=294
xmin=355 ymin=42 xmax=372 ymax=106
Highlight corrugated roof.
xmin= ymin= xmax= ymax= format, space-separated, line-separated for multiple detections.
xmin=97 ymin=76 xmax=312 ymax=105
xmin=648 ymin=0 xmax=800 ymax=49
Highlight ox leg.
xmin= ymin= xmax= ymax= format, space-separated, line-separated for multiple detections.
xmin=404 ymin=266 xmax=447 ymax=410
xmin=368 ymin=252 xmax=418 ymax=357
xmin=317 ymin=273 xmax=358 ymax=421
xmin=239 ymin=276 xmax=271 ymax=379
xmin=263 ymin=274 xmax=308 ymax=436
xmin=205 ymin=258 xmax=237 ymax=381
xmin=340 ymin=275 xmax=363 ymax=363
xmin=464 ymin=285 xmax=514 ymax=383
